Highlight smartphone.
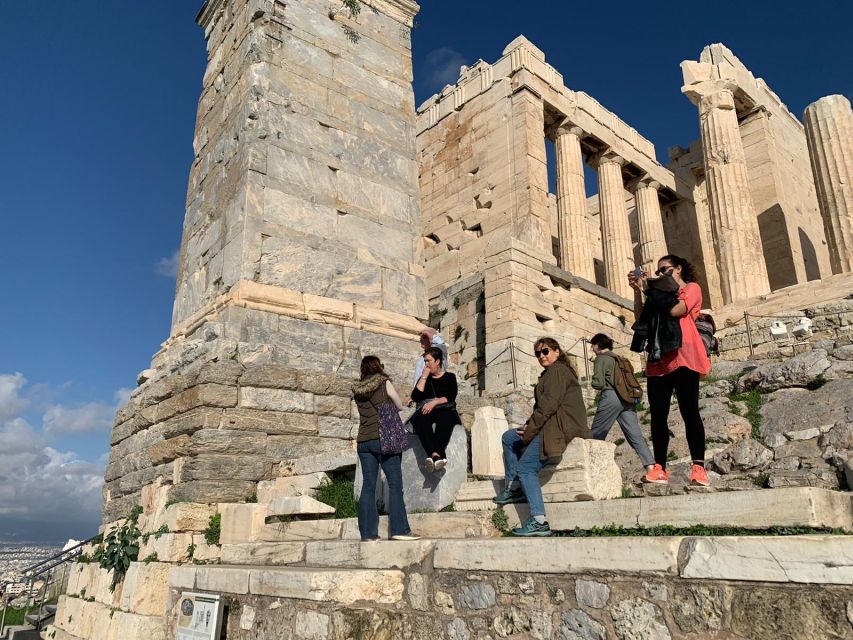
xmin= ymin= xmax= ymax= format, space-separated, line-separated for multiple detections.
xmin=633 ymin=266 xmax=645 ymax=279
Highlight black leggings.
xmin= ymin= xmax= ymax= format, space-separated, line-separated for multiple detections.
xmin=410 ymin=409 xmax=456 ymax=459
xmin=647 ymin=367 xmax=705 ymax=468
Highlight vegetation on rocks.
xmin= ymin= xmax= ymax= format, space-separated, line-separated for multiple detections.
xmin=315 ymin=476 xmax=359 ymax=519
xmin=204 ymin=513 xmax=221 ymax=546
xmin=92 ymin=505 xmax=142 ymax=591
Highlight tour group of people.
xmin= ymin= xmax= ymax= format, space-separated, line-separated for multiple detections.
xmin=352 ymin=254 xmax=712 ymax=539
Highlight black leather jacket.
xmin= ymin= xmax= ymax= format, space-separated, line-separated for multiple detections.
xmin=631 ymin=289 xmax=682 ymax=361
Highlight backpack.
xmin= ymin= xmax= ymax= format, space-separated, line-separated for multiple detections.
xmin=606 ymin=353 xmax=643 ymax=404
xmin=695 ymin=318 xmax=719 ymax=357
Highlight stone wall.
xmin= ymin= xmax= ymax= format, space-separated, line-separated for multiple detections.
xmin=45 ymin=535 xmax=853 ymax=640
xmin=103 ymin=0 xmax=426 ymax=524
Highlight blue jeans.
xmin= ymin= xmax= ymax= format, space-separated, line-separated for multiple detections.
xmin=357 ymin=439 xmax=411 ymax=539
xmin=501 ymin=430 xmax=546 ymax=517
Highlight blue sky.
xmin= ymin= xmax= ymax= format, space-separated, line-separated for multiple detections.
xmin=1 ymin=1 xmax=849 ymax=541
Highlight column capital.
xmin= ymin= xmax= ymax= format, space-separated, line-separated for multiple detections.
xmin=681 ymin=80 xmax=737 ymax=111
xmin=590 ymin=150 xmax=625 ymax=169
xmin=627 ymin=176 xmax=661 ymax=193
xmin=555 ymin=121 xmax=586 ymax=139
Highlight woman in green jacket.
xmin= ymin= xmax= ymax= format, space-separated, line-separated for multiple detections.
xmin=493 ymin=337 xmax=591 ymax=536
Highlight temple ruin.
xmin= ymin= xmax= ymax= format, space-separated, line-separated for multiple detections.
xmin=418 ymin=37 xmax=853 ymax=385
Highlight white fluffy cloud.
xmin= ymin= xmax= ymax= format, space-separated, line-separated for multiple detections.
xmin=0 ymin=374 xmax=120 ymax=540
xmin=423 ymin=47 xmax=467 ymax=89
xmin=155 ymin=249 xmax=180 ymax=278
xmin=0 ymin=373 xmax=29 ymax=421
xmin=43 ymin=402 xmax=115 ymax=435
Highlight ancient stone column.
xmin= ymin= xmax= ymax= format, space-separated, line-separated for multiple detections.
xmin=632 ymin=179 xmax=668 ymax=270
xmin=554 ymin=124 xmax=594 ymax=279
xmin=595 ymin=153 xmax=633 ymax=299
xmin=684 ymin=82 xmax=770 ymax=304
xmin=803 ymin=95 xmax=853 ymax=274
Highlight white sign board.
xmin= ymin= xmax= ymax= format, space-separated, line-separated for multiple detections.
xmin=176 ymin=591 xmax=224 ymax=640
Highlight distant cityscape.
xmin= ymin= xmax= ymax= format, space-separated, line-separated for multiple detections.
xmin=0 ymin=542 xmax=66 ymax=601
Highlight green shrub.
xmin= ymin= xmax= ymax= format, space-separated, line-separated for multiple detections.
xmin=315 ymin=477 xmax=359 ymax=519
xmin=490 ymin=507 xmax=509 ymax=532
xmin=204 ymin=513 xmax=221 ymax=546
xmin=728 ymin=389 xmax=763 ymax=439
xmin=93 ymin=505 xmax=143 ymax=591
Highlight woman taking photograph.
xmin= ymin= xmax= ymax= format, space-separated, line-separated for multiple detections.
xmin=628 ymin=254 xmax=712 ymax=486
xmin=352 ymin=356 xmax=419 ymax=541
xmin=493 ymin=337 xmax=590 ymax=536
xmin=409 ymin=347 xmax=461 ymax=472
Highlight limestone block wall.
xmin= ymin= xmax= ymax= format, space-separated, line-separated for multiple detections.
xmin=174 ymin=0 xmax=426 ymax=330
xmin=104 ymin=0 xmax=426 ymax=525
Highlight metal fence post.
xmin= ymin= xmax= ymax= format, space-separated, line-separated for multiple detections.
xmin=509 ymin=340 xmax=518 ymax=389
xmin=582 ymin=338 xmax=591 ymax=390
xmin=744 ymin=311 xmax=755 ymax=357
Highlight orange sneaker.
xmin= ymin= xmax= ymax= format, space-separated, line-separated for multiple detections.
xmin=643 ymin=464 xmax=669 ymax=484
xmin=689 ymin=464 xmax=710 ymax=487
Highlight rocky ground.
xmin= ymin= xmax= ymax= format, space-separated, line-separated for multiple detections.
xmin=601 ymin=342 xmax=853 ymax=495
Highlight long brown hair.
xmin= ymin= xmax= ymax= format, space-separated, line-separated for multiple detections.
xmin=360 ymin=355 xmax=387 ymax=380
xmin=534 ymin=337 xmax=577 ymax=375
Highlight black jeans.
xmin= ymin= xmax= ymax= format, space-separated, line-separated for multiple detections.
xmin=410 ymin=409 xmax=456 ymax=459
xmin=647 ymin=366 xmax=705 ymax=468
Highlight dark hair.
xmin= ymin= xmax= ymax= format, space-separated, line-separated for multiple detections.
xmin=589 ymin=333 xmax=613 ymax=350
xmin=424 ymin=346 xmax=444 ymax=366
xmin=697 ymin=313 xmax=717 ymax=333
xmin=533 ymin=337 xmax=577 ymax=374
xmin=360 ymin=355 xmax=387 ymax=380
xmin=658 ymin=254 xmax=698 ymax=283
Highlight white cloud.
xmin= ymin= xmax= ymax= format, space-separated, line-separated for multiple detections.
xmin=423 ymin=47 xmax=467 ymax=89
xmin=0 ymin=373 xmax=29 ymax=421
xmin=0 ymin=373 xmax=119 ymax=539
xmin=43 ymin=402 xmax=115 ymax=435
xmin=113 ymin=387 xmax=133 ymax=407
xmin=155 ymin=249 xmax=180 ymax=278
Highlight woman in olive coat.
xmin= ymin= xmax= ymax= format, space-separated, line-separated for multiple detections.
xmin=493 ymin=337 xmax=590 ymax=536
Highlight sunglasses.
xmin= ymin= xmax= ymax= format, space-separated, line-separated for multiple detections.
xmin=534 ymin=348 xmax=551 ymax=358
xmin=655 ymin=265 xmax=675 ymax=276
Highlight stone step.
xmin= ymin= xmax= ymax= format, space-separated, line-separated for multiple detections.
xmin=267 ymin=495 xmax=336 ymax=517
xmin=433 ymin=536 xmax=853 ymax=585
xmin=187 ymin=535 xmax=853 ymax=589
xmin=258 ymin=510 xmax=499 ymax=542
xmin=171 ymin=564 xmax=406 ymax=605
xmin=497 ymin=486 xmax=852 ymax=532
xmin=221 ymin=502 xmax=500 ymax=544
xmin=220 ymin=539 xmax=435 ymax=568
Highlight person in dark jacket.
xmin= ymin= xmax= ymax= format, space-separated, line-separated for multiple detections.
xmin=493 ymin=337 xmax=591 ymax=536
xmin=352 ymin=356 xmax=420 ymax=541
xmin=409 ymin=347 xmax=461 ymax=472
xmin=630 ymin=271 xmax=682 ymax=361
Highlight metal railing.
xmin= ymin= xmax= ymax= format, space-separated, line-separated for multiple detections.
xmin=0 ymin=536 xmax=97 ymax=636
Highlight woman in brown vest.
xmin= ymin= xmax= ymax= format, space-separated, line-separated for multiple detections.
xmin=352 ymin=356 xmax=420 ymax=541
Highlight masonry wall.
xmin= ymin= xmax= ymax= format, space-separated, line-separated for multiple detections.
xmin=103 ymin=0 xmax=425 ymax=524
xmin=174 ymin=0 xmax=426 ymax=330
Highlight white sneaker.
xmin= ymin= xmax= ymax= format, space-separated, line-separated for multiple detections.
xmin=424 ymin=458 xmax=435 ymax=472
xmin=434 ymin=458 xmax=447 ymax=471
xmin=391 ymin=533 xmax=421 ymax=541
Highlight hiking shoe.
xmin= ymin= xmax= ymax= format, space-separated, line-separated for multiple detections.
xmin=643 ymin=464 xmax=669 ymax=484
xmin=424 ymin=457 xmax=435 ymax=473
xmin=689 ymin=464 xmax=710 ymax=487
xmin=511 ymin=517 xmax=551 ymax=537
xmin=492 ymin=486 xmax=527 ymax=505
xmin=391 ymin=532 xmax=421 ymax=541
xmin=434 ymin=458 xmax=447 ymax=471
